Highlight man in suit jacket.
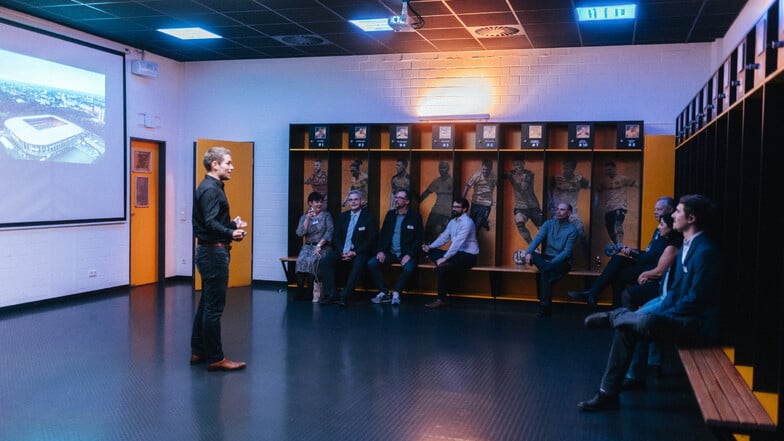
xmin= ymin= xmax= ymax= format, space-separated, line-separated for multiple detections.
xmin=568 ymin=196 xmax=676 ymax=306
xmin=367 ymin=189 xmax=424 ymax=305
xmin=319 ymin=190 xmax=378 ymax=306
xmin=578 ymin=194 xmax=720 ymax=411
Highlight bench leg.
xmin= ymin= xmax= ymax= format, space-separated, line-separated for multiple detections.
xmin=487 ymin=272 xmax=500 ymax=299
xmin=281 ymin=260 xmax=296 ymax=285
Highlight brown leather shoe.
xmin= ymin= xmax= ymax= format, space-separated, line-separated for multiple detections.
xmin=190 ymin=354 xmax=206 ymax=365
xmin=424 ymin=299 xmax=447 ymax=309
xmin=207 ymin=358 xmax=247 ymax=372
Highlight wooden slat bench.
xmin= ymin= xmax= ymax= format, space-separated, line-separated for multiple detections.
xmin=281 ymin=256 xmax=599 ymax=300
xmin=678 ymin=347 xmax=776 ymax=438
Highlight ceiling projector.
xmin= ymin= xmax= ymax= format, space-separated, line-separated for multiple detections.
xmin=388 ymin=14 xmax=415 ymax=32
xmin=388 ymin=0 xmax=420 ymax=32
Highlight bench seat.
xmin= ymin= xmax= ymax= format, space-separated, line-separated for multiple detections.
xmin=678 ymin=347 xmax=776 ymax=435
xmin=281 ymin=256 xmax=600 ymax=300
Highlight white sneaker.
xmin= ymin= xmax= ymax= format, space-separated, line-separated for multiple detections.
xmin=391 ymin=292 xmax=401 ymax=305
xmin=371 ymin=292 xmax=387 ymax=304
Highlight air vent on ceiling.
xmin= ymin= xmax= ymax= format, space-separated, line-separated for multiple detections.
xmin=469 ymin=25 xmax=523 ymax=38
xmin=272 ymin=34 xmax=329 ymax=47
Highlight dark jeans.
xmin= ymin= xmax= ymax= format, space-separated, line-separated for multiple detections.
xmin=589 ymin=254 xmax=652 ymax=306
xmin=426 ymin=249 xmax=477 ymax=299
xmin=320 ymin=250 xmax=369 ymax=300
xmin=367 ymin=252 xmax=417 ymax=294
xmin=599 ymin=309 xmax=704 ymax=395
xmin=191 ymin=246 xmax=230 ymax=364
xmin=621 ymin=281 xmax=661 ymax=309
xmin=529 ymin=252 xmax=571 ymax=306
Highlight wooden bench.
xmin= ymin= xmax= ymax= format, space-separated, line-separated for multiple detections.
xmin=281 ymin=256 xmax=599 ymax=300
xmin=678 ymin=347 xmax=776 ymax=438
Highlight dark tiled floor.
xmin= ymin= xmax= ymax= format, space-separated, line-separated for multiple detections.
xmin=0 ymin=280 xmax=715 ymax=441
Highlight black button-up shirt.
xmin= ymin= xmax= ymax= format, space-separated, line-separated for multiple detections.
xmin=193 ymin=175 xmax=235 ymax=243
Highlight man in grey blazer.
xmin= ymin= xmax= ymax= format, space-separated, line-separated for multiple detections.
xmin=578 ymin=194 xmax=720 ymax=411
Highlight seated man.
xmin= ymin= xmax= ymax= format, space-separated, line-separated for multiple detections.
xmin=319 ymin=190 xmax=377 ymax=307
xmin=367 ymin=189 xmax=424 ymax=305
xmin=421 ymin=198 xmax=480 ymax=309
xmin=578 ymin=194 xmax=720 ymax=411
xmin=568 ymin=196 xmax=676 ymax=306
xmin=519 ymin=203 xmax=577 ymax=318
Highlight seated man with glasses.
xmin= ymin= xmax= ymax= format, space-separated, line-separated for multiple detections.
xmin=422 ymin=198 xmax=480 ymax=309
xmin=367 ymin=190 xmax=424 ymax=305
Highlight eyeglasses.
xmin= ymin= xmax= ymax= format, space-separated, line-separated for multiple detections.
xmin=452 ymin=205 xmax=463 ymax=209
xmin=394 ymin=196 xmax=408 ymax=200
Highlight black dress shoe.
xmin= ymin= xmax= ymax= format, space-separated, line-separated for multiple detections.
xmin=568 ymin=290 xmax=597 ymax=305
xmin=319 ymin=296 xmax=337 ymax=305
xmin=578 ymin=391 xmax=620 ymax=411
xmin=584 ymin=311 xmax=611 ymax=329
xmin=622 ymin=378 xmax=647 ymax=391
xmin=536 ymin=305 xmax=552 ymax=318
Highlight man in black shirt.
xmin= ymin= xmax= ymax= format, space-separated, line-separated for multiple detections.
xmin=191 ymin=146 xmax=248 ymax=372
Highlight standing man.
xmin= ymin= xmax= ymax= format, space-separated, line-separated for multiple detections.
xmin=191 ymin=146 xmax=248 ymax=372
xmin=508 ymin=158 xmax=544 ymax=244
xmin=367 ymin=189 xmax=424 ymax=306
xmin=463 ymin=159 xmax=497 ymax=232
xmin=422 ymin=198 xmax=480 ymax=309
xmin=389 ymin=158 xmax=411 ymax=209
xmin=578 ymin=194 xmax=720 ymax=411
xmin=550 ymin=158 xmax=590 ymax=248
xmin=319 ymin=190 xmax=378 ymax=307
xmin=520 ymin=203 xmax=578 ymax=318
xmin=568 ymin=196 xmax=676 ymax=305
xmin=420 ymin=160 xmax=453 ymax=242
xmin=594 ymin=161 xmax=637 ymax=251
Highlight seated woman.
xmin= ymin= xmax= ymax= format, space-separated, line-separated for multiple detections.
xmin=294 ymin=192 xmax=334 ymax=301
xmin=621 ymin=214 xmax=683 ymax=388
xmin=621 ymin=215 xmax=683 ymax=310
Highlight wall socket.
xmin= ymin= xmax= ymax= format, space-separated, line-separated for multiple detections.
xmin=88 ymin=269 xmax=97 ymax=278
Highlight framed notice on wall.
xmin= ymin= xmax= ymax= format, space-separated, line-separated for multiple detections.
xmin=134 ymin=176 xmax=149 ymax=208
xmin=133 ymin=150 xmax=151 ymax=173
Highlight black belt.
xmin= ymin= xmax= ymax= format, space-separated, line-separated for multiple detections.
xmin=199 ymin=241 xmax=231 ymax=250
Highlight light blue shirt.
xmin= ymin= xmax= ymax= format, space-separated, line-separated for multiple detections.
xmin=429 ymin=213 xmax=480 ymax=259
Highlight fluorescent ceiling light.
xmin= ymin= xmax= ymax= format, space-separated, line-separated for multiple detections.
xmin=157 ymin=27 xmax=222 ymax=40
xmin=576 ymin=4 xmax=636 ymax=21
xmin=349 ymin=19 xmax=393 ymax=32
xmin=418 ymin=113 xmax=490 ymax=122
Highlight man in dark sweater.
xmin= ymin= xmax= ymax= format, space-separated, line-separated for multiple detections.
xmin=367 ymin=189 xmax=424 ymax=305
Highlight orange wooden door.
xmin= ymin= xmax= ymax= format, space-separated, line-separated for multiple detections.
xmin=194 ymin=139 xmax=254 ymax=290
xmin=130 ymin=140 xmax=159 ymax=286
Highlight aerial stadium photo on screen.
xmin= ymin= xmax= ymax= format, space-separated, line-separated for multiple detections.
xmin=0 ymin=48 xmax=106 ymax=164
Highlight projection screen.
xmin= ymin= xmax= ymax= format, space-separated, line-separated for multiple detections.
xmin=0 ymin=18 xmax=126 ymax=227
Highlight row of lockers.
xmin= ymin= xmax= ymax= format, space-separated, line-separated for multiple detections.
xmin=677 ymin=0 xmax=784 ymax=143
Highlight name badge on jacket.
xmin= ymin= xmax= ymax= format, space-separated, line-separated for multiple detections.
xmin=406 ymin=225 xmax=414 ymax=230
xmin=682 ymin=265 xmax=688 ymax=274
xmin=358 ymin=226 xmax=366 ymax=231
